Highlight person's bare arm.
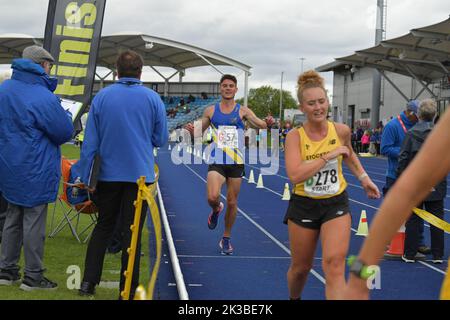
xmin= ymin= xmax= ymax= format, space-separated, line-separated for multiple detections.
xmin=241 ymin=105 xmax=269 ymax=129
xmin=200 ymin=106 xmax=213 ymax=133
xmin=345 ymin=108 xmax=450 ymax=299
xmin=185 ymin=105 xmax=213 ymax=137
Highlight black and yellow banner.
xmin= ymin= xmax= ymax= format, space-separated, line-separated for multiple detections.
xmin=44 ymin=0 xmax=106 ymax=126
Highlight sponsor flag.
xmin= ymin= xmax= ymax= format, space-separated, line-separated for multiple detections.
xmin=44 ymin=0 xmax=106 ymax=127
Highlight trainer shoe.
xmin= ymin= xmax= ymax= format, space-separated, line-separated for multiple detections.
xmin=431 ymin=257 xmax=444 ymax=264
xmin=19 ymin=276 xmax=57 ymax=291
xmin=208 ymin=202 xmax=224 ymax=230
xmin=401 ymin=255 xmax=415 ymax=263
xmin=0 ymin=269 xmax=21 ymax=286
xmin=79 ymin=281 xmax=96 ymax=296
xmin=402 ymin=252 xmax=426 ymax=263
xmin=417 ymin=245 xmax=431 ymax=255
xmin=219 ymin=237 xmax=234 ymax=255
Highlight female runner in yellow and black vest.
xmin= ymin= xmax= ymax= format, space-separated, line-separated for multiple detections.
xmin=283 ymin=70 xmax=381 ymax=300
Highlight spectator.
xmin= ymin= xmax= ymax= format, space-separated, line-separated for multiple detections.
xmin=280 ymin=121 xmax=292 ymax=151
xmin=374 ymin=128 xmax=382 ymax=155
xmin=356 ymin=127 xmax=364 ymax=153
xmin=0 ymin=194 xmax=6 ymax=243
xmin=351 ymin=129 xmax=358 ymax=153
xmin=76 ymin=50 xmax=168 ymax=299
xmin=381 ymin=100 xmax=430 ymax=257
xmin=361 ymin=130 xmax=370 ymax=153
xmin=369 ymin=130 xmax=378 ymax=155
xmin=396 ymin=99 xmax=446 ymax=263
xmin=0 ymin=45 xmax=74 ymax=290
xmin=376 ymin=120 xmax=384 ymax=131
xmin=0 ymin=71 xmax=12 ymax=243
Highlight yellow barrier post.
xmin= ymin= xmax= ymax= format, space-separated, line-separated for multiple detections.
xmin=120 ymin=176 xmax=146 ymax=300
xmin=119 ymin=164 xmax=162 ymax=300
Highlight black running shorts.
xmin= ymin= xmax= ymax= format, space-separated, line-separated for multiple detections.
xmin=283 ymin=191 xmax=351 ymax=230
xmin=208 ymin=164 xmax=245 ymax=179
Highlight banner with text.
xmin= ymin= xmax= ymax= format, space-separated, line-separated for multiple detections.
xmin=44 ymin=0 xmax=106 ymax=125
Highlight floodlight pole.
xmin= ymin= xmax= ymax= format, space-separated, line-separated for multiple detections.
xmin=279 ymin=71 xmax=284 ymax=123
xmin=244 ymin=71 xmax=249 ymax=107
xmin=371 ymin=0 xmax=386 ymax=128
xmin=300 ymin=57 xmax=306 ymax=74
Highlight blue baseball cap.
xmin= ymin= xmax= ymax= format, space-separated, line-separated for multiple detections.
xmin=406 ymin=100 xmax=419 ymax=114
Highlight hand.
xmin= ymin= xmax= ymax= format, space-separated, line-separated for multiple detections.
xmin=327 ymin=146 xmax=350 ymax=160
xmin=184 ymin=123 xmax=194 ymax=136
xmin=265 ymin=116 xmax=275 ymax=127
xmin=361 ymin=178 xmax=381 ymax=199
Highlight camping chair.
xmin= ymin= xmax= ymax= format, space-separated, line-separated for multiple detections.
xmin=49 ymin=157 xmax=98 ymax=243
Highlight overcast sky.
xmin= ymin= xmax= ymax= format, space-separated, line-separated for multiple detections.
xmin=1 ymin=0 xmax=449 ymax=99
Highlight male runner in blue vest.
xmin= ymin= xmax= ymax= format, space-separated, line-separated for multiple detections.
xmin=187 ymin=74 xmax=274 ymax=254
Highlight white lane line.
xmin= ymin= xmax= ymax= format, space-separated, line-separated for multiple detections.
xmin=418 ymin=261 xmax=447 ymax=275
xmin=183 ymin=163 xmax=327 ymax=284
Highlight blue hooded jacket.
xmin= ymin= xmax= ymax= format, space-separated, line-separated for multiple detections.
xmin=76 ymin=77 xmax=168 ymax=185
xmin=380 ymin=111 xmax=416 ymax=180
xmin=0 ymin=59 xmax=74 ymax=207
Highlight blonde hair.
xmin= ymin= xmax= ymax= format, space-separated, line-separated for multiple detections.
xmin=418 ymin=99 xmax=437 ymax=122
xmin=297 ymin=70 xmax=326 ymax=103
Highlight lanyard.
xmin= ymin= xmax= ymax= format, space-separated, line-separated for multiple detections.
xmin=397 ymin=115 xmax=407 ymax=133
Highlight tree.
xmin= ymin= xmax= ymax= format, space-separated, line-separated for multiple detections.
xmin=237 ymin=85 xmax=297 ymax=119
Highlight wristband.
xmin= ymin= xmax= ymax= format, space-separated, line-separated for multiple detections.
xmin=347 ymin=255 xmax=376 ymax=280
xmin=358 ymin=172 xmax=369 ymax=181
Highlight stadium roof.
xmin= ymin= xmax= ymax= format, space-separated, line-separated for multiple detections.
xmin=0 ymin=32 xmax=251 ymax=73
xmin=99 ymin=33 xmax=251 ymax=72
xmin=316 ymin=16 xmax=450 ymax=83
xmin=0 ymin=34 xmax=42 ymax=64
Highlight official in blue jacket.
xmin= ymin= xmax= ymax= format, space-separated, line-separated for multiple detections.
xmin=0 ymin=45 xmax=74 ymax=291
xmin=381 ymin=100 xmax=418 ymax=190
xmin=380 ymin=99 xmax=430 ymax=257
xmin=77 ymin=50 xmax=168 ymax=298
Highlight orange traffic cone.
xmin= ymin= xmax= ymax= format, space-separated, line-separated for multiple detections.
xmin=384 ymin=224 xmax=406 ymax=260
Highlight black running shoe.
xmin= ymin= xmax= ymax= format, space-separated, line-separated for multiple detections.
xmin=19 ymin=276 xmax=57 ymax=291
xmin=0 ymin=269 xmax=21 ymax=286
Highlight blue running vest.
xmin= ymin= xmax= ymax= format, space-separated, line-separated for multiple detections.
xmin=209 ymin=103 xmax=245 ymax=164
